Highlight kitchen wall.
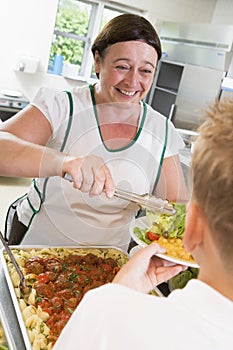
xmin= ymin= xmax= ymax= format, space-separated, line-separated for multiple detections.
xmin=0 ymin=0 xmax=79 ymax=101
xmin=0 ymin=0 xmax=233 ymax=101
xmin=132 ymin=0 xmax=216 ymax=23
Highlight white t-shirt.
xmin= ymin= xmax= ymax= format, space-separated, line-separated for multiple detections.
xmin=17 ymin=84 xmax=184 ymax=249
xmin=53 ymin=279 xmax=233 ymax=350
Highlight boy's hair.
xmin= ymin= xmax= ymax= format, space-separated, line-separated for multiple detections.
xmin=192 ymin=99 xmax=233 ymax=271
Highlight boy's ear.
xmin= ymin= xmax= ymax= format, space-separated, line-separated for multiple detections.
xmin=183 ymin=202 xmax=204 ymax=253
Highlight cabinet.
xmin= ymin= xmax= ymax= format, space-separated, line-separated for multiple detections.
xmin=146 ymin=60 xmax=184 ymax=121
xmin=146 ymin=60 xmax=225 ymax=130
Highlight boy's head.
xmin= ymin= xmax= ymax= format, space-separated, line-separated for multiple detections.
xmin=190 ymin=99 xmax=233 ymax=272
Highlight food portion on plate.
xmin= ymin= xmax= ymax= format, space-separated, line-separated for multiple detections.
xmin=131 ymin=203 xmax=198 ymax=268
xmin=136 ymin=202 xmax=186 ymax=243
xmin=2 ymin=247 xmax=128 ymax=350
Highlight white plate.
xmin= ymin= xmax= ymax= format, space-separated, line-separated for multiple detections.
xmin=130 ymin=217 xmax=199 ymax=268
xmin=130 ymin=217 xmax=148 ymax=247
xmin=0 ymin=89 xmax=23 ymax=98
xmin=129 ymin=245 xmax=142 ymax=257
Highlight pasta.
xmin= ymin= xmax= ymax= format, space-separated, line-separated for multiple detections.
xmin=157 ymin=237 xmax=195 ymax=262
xmin=4 ymin=247 xmax=128 ymax=350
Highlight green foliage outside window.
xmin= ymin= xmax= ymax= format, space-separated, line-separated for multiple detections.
xmin=50 ymin=0 xmax=91 ymax=68
xmin=48 ymin=0 xmax=129 ymax=76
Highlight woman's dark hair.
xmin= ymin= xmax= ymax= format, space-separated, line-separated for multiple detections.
xmin=91 ymin=13 xmax=162 ymax=61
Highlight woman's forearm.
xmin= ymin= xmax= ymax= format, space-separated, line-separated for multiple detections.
xmin=156 ymin=155 xmax=190 ymax=203
xmin=0 ymin=131 xmax=66 ymax=178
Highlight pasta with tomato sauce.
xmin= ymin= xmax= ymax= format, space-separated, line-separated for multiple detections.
xmin=4 ymin=247 xmax=128 ymax=350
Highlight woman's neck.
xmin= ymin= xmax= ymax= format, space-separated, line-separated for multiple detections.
xmin=92 ymin=84 xmax=142 ymax=149
xmin=93 ymin=83 xmax=141 ymax=125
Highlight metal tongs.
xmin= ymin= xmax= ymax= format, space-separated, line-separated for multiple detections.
xmin=114 ymin=188 xmax=175 ymax=215
xmin=64 ymin=173 xmax=175 ymax=215
xmin=0 ymin=230 xmax=26 ymax=290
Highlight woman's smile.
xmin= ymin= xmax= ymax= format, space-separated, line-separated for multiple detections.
xmin=115 ymin=88 xmax=137 ymax=97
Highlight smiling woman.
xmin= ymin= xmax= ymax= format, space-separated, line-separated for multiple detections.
xmin=0 ymin=14 xmax=188 ymax=251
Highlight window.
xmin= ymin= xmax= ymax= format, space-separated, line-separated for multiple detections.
xmin=48 ymin=0 xmax=143 ymax=81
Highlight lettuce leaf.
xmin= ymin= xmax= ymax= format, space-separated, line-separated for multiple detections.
xmin=146 ymin=202 xmax=186 ymax=238
xmin=133 ymin=203 xmax=186 ymax=244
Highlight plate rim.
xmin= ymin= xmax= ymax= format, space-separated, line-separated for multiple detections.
xmin=130 ymin=216 xmax=199 ymax=268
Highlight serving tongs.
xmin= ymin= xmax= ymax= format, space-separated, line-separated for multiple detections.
xmin=114 ymin=188 xmax=175 ymax=215
xmin=64 ymin=173 xmax=175 ymax=215
xmin=0 ymin=230 xmax=27 ymax=298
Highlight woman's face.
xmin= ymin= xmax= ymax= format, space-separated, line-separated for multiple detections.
xmin=94 ymin=41 xmax=158 ymax=105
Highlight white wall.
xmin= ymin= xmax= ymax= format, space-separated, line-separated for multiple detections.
xmin=0 ymin=0 xmax=81 ymax=100
xmin=126 ymin=0 xmax=217 ymax=23
xmin=211 ymin=0 xmax=233 ymax=24
xmin=0 ymin=0 xmax=232 ymax=101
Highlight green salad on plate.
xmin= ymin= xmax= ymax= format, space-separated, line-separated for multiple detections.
xmin=134 ymin=202 xmax=186 ymax=244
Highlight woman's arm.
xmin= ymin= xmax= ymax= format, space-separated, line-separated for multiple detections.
xmin=155 ymin=154 xmax=190 ymax=203
xmin=0 ymin=106 xmax=115 ymax=197
xmin=0 ymin=104 xmax=52 ymax=145
xmin=0 ymin=105 xmax=61 ymax=177
xmin=0 ymin=131 xmax=67 ymax=177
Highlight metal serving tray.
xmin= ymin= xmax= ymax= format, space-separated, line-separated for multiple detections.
xmin=0 ymin=245 xmax=129 ymax=350
xmin=0 ymin=302 xmax=17 ymax=350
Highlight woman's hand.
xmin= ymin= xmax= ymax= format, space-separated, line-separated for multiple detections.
xmin=113 ymin=242 xmax=187 ymax=293
xmin=62 ymin=155 xmax=115 ymax=198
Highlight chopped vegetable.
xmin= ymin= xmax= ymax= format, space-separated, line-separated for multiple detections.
xmin=134 ymin=202 xmax=186 ymax=244
xmin=147 ymin=231 xmax=160 ymax=241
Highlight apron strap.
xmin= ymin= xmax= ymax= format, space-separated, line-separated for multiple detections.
xmin=152 ymin=117 xmax=168 ymax=195
xmin=42 ymin=90 xmax=74 ymax=201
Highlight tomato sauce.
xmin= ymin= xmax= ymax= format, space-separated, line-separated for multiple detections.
xmin=25 ymin=253 xmax=120 ymax=344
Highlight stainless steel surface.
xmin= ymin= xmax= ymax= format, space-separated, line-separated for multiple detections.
xmin=0 ymin=92 xmax=29 ymax=121
xmin=0 ymin=231 xmax=26 ymax=289
xmin=0 ymin=302 xmax=18 ymax=350
xmin=174 ymin=64 xmax=225 ymax=130
xmin=146 ymin=58 xmax=226 ymax=131
xmin=151 ymin=22 xmax=233 ymax=130
xmin=64 ymin=173 xmax=176 ymax=215
xmin=160 ymin=22 xmax=233 ymax=71
xmin=168 ymin=103 xmax=176 ymax=121
xmin=0 ymin=264 xmax=26 ymax=350
xmin=160 ymin=22 xmax=233 ymax=50
xmin=221 ymin=77 xmax=233 ymax=92
xmin=176 ymin=128 xmax=198 ymax=147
